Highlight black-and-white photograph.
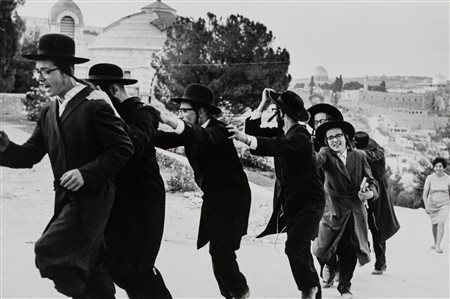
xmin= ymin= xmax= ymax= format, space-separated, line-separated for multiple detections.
xmin=0 ymin=0 xmax=449 ymax=298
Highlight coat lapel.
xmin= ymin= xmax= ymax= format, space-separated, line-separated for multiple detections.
xmin=332 ymin=151 xmax=352 ymax=182
xmin=345 ymin=150 xmax=356 ymax=180
xmin=60 ymin=87 xmax=89 ymax=124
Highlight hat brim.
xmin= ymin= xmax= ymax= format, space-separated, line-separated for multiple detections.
xmin=86 ymin=78 xmax=138 ymax=85
xmin=271 ymin=95 xmax=310 ymax=122
xmin=22 ymin=54 xmax=89 ymax=64
xmin=171 ymin=97 xmax=222 ymax=115
xmin=307 ymin=103 xmax=344 ymax=128
xmin=315 ymin=120 xmax=355 ymax=146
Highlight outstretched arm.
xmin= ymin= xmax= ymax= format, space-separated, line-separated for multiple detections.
xmin=0 ymin=120 xmax=47 ymax=169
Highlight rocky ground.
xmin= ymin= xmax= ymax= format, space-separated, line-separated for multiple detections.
xmin=0 ymin=119 xmax=449 ymax=298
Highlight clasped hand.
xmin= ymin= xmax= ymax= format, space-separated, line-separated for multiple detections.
xmin=60 ymin=169 xmax=85 ymax=191
xmin=358 ymin=189 xmax=374 ymax=202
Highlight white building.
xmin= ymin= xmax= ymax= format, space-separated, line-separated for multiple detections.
xmin=23 ymin=0 xmax=176 ymax=100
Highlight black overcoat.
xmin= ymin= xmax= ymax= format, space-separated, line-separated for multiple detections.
xmin=313 ymin=147 xmax=378 ymax=266
xmin=245 ymin=118 xmax=325 ymax=240
xmin=157 ymin=117 xmax=251 ymax=249
xmin=362 ymin=138 xmax=400 ymax=241
xmin=0 ymin=87 xmax=134 ymax=281
xmin=104 ymin=97 xmax=166 ymax=274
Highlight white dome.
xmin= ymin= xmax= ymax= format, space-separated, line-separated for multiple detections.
xmin=432 ymin=75 xmax=447 ymax=86
xmin=313 ymin=65 xmax=328 ymax=82
xmin=89 ymin=0 xmax=176 ymax=50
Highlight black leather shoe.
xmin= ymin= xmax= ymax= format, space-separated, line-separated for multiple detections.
xmin=371 ymin=264 xmax=387 ymax=275
xmin=231 ymin=287 xmax=250 ymax=299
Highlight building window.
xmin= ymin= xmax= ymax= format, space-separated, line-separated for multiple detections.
xmin=61 ymin=16 xmax=75 ymax=38
xmin=124 ymin=71 xmax=131 ymax=79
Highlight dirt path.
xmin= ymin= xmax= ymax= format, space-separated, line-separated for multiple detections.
xmin=1 ymin=121 xmax=448 ymax=298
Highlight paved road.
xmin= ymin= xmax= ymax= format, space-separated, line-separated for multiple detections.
xmin=1 ymin=121 xmax=448 ymax=298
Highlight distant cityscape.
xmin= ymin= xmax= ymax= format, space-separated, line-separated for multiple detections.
xmin=292 ymin=66 xmax=449 ymax=187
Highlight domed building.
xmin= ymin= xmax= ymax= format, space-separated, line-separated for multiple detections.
xmin=22 ymin=0 xmax=177 ymax=99
xmin=85 ymin=0 xmax=176 ymax=98
xmin=312 ymin=65 xmax=329 ymax=83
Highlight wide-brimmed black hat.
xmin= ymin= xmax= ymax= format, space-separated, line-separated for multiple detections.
xmin=307 ymin=103 xmax=343 ymax=129
xmin=171 ymin=83 xmax=221 ymax=115
xmin=22 ymin=33 xmax=89 ymax=64
xmin=269 ymin=90 xmax=310 ymax=122
xmin=354 ymin=131 xmax=370 ymax=149
xmin=85 ymin=63 xmax=138 ymax=85
xmin=315 ymin=120 xmax=355 ymax=146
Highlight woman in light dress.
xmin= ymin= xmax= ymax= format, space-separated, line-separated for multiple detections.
xmin=422 ymin=157 xmax=450 ymax=253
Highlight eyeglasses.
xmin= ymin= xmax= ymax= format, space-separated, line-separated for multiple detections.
xmin=34 ymin=68 xmax=59 ymax=78
xmin=314 ymin=118 xmax=331 ymax=126
xmin=177 ymin=108 xmax=195 ymax=115
xmin=326 ymin=133 xmax=344 ymax=142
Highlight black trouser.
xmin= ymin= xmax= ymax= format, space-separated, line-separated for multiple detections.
xmin=49 ymin=262 xmax=116 ymax=298
xmin=209 ymin=241 xmax=249 ymax=299
xmin=335 ymin=216 xmax=357 ymax=294
xmin=109 ymin=267 xmax=172 ymax=299
xmin=367 ymin=210 xmax=386 ymax=270
xmin=285 ymin=226 xmax=321 ymax=292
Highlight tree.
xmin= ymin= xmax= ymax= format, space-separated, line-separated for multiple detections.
xmin=380 ymin=80 xmax=386 ymax=92
xmin=14 ymin=28 xmax=40 ymax=92
xmin=331 ymin=74 xmax=343 ymax=105
xmin=308 ymin=75 xmax=315 ymax=100
xmin=0 ymin=0 xmax=25 ymax=92
xmin=152 ymin=13 xmax=291 ymax=112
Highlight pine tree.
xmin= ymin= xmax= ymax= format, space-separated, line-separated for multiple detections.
xmin=151 ymin=13 xmax=291 ymax=112
xmin=0 ymin=0 xmax=25 ymax=92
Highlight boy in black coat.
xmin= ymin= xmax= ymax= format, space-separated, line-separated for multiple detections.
xmin=228 ymin=89 xmax=325 ymax=299
xmin=0 ymin=34 xmax=134 ymax=298
xmin=86 ymin=63 xmax=171 ymax=298
xmin=156 ymin=83 xmax=251 ymax=299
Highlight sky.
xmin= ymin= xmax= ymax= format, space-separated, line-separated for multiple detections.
xmin=16 ymin=0 xmax=450 ymax=79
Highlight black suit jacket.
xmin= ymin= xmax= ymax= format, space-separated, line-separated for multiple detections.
xmin=362 ymin=138 xmax=400 ymax=241
xmin=0 ymin=86 xmax=134 ymax=279
xmin=105 ymin=97 xmax=166 ymax=274
xmin=157 ymin=117 xmax=251 ymax=249
xmin=245 ymin=118 xmax=325 ymax=240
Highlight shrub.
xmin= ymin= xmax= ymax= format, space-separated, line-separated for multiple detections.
xmin=238 ymin=146 xmax=274 ymax=171
xmin=22 ymin=85 xmax=49 ymax=121
xmin=166 ymin=173 xmax=198 ymax=193
xmin=156 ymin=151 xmax=199 ymax=193
xmin=394 ymin=190 xmax=424 ymax=209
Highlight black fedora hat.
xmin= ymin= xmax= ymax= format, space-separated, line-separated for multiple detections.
xmin=270 ymin=90 xmax=310 ymax=122
xmin=22 ymin=33 xmax=89 ymax=64
xmin=315 ymin=120 xmax=355 ymax=146
xmin=307 ymin=103 xmax=343 ymax=129
xmin=85 ymin=63 xmax=138 ymax=85
xmin=171 ymin=83 xmax=221 ymax=115
xmin=354 ymin=131 xmax=370 ymax=149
